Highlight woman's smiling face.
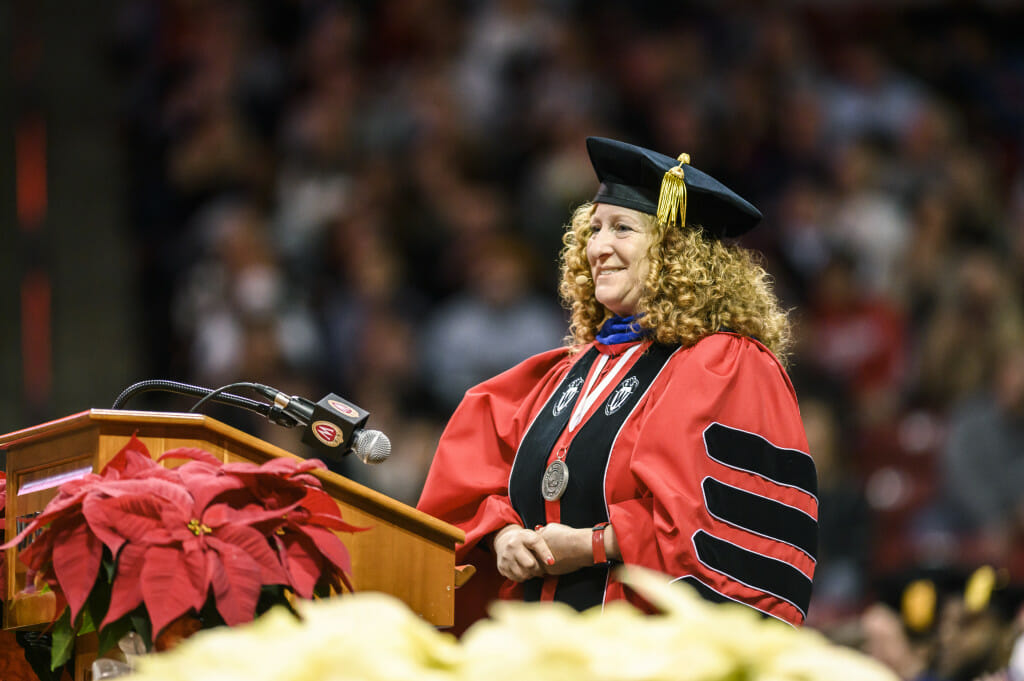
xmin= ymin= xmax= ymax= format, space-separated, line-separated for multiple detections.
xmin=586 ymin=203 xmax=654 ymax=317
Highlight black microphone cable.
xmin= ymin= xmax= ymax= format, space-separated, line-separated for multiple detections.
xmin=187 ymin=381 xmax=261 ymax=414
xmin=111 ymin=379 xmax=298 ymax=426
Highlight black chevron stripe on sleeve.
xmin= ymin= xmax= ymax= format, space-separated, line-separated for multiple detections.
xmin=703 ymin=423 xmax=817 ymax=499
xmin=702 ymin=477 xmax=818 ymax=560
xmin=693 ymin=530 xmax=812 ymax=617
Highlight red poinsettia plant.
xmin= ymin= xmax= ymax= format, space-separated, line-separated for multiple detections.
xmin=1 ymin=436 xmax=363 ymax=670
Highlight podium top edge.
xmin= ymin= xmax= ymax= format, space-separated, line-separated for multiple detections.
xmin=0 ymin=409 xmax=209 ymax=446
xmin=0 ymin=409 xmax=465 ymax=546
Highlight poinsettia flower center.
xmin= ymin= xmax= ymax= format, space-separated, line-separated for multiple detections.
xmin=187 ymin=518 xmax=212 ymax=536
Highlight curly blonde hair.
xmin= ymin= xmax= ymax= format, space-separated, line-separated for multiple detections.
xmin=558 ymin=202 xmax=792 ymax=362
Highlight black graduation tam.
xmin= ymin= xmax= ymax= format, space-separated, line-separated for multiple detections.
xmin=586 ymin=136 xmax=763 ymax=238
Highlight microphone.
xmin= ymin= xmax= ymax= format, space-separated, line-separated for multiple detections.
xmin=254 ymin=385 xmax=391 ymax=464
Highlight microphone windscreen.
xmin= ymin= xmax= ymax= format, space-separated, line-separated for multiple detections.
xmin=353 ymin=429 xmax=391 ymax=464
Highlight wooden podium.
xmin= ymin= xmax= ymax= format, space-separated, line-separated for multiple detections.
xmin=1 ymin=409 xmax=464 ymax=678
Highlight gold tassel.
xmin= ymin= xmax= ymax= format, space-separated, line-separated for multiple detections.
xmin=656 ymin=153 xmax=691 ymax=227
xmin=964 ymin=565 xmax=998 ymax=614
xmin=901 ymin=579 xmax=936 ymax=633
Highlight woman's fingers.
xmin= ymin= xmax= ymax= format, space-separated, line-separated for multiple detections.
xmin=493 ymin=525 xmax=554 ymax=582
xmin=521 ymin=530 xmax=556 ymax=568
xmin=535 ymin=523 xmax=592 ymax=574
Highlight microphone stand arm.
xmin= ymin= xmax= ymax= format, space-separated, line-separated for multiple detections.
xmin=112 ymin=379 xmax=277 ymax=420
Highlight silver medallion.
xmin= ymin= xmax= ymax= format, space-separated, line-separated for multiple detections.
xmin=541 ymin=460 xmax=569 ymax=501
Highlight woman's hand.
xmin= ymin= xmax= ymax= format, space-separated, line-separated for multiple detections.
xmin=492 ymin=525 xmax=554 ymax=582
xmin=537 ymin=522 xmax=622 ymax=574
xmin=534 ymin=523 xmax=592 ymax=575
xmin=493 ymin=523 xmax=624 ymax=581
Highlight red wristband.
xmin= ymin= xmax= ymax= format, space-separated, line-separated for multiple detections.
xmin=592 ymin=522 xmax=610 ymax=565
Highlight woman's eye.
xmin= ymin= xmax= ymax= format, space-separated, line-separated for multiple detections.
xmin=589 ymin=222 xmax=635 ymax=237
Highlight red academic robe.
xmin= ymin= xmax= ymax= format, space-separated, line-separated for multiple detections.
xmin=417 ymin=332 xmax=817 ymax=631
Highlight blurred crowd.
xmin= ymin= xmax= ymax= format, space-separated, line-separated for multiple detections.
xmin=107 ymin=0 xmax=1024 ymax=677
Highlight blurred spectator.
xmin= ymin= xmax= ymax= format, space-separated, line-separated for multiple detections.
xmin=517 ymin=116 xmax=599 ymax=276
xmin=772 ymin=176 xmax=836 ymax=305
xmin=802 ymin=251 xmax=907 ymax=427
xmin=932 ymin=567 xmax=1022 ymax=681
xmin=820 ymin=40 xmax=927 ymax=150
xmin=899 ymin=190 xmax=958 ymax=329
xmin=856 ymin=566 xmax=1024 ymax=681
xmin=766 ymin=85 xmax=831 ymax=197
xmin=342 ymin=311 xmax=442 ymax=506
xmin=859 ymin=602 xmax=936 ymax=681
xmin=890 ymin=100 xmax=958 ymax=202
xmin=915 ymin=249 xmax=1024 ymax=412
xmin=419 ymin=235 xmax=565 ymax=414
xmin=317 ymin=207 xmax=426 ymax=399
xmin=804 ymin=396 xmax=872 ymax=626
xmin=173 ymin=198 xmax=321 ymax=387
xmin=828 ymin=138 xmax=910 ymax=296
xmin=939 ymin=344 xmax=1024 ymax=567
xmin=455 ymin=0 xmax=558 ymax=137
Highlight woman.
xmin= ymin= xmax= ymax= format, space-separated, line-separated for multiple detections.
xmin=417 ymin=137 xmax=817 ymax=630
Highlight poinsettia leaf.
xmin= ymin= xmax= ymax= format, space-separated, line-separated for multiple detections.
xmin=84 ymin=494 xmax=176 ymax=553
xmin=228 ymin=457 xmax=325 ymax=477
xmin=307 ymin=513 xmax=368 ymax=534
xmin=101 ymin=435 xmax=155 ymax=478
xmin=177 ymin=471 xmax=248 ymax=515
xmin=276 ymin=532 xmax=322 ymax=599
xmin=295 ymin=524 xmax=352 ymax=576
xmin=180 ymin=539 xmax=211 ymax=613
xmin=207 ymin=526 xmax=287 ymax=584
xmin=102 ymin=543 xmax=146 ymax=628
xmin=288 ymin=457 xmax=327 ymax=474
xmin=82 ymin=560 xmax=113 ymax=638
xmin=17 ymin=524 xmax=58 ymax=570
xmin=336 ymin=565 xmax=355 ymax=594
xmin=78 ymin=608 xmax=96 ymax=635
xmin=208 ymin=543 xmax=263 ymax=626
xmin=102 ymin=552 xmax=117 ymax=582
xmin=50 ymin=516 xmax=103 ymax=624
xmin=221 ymin=460 xmax=320 ymax=494
xmin=157 ymin=447 xmax=223 ymax=467
xmin=140 ymin=545 xmax=201 ymax=638
xmin=171 ymin=462 xmax=224 ymax=492
xmin=299 ymin=487 xmax=340 ymax=515
xmin=50 ymin=607 xmax=75 ymax=671
xmin=218 ymin=461 xmax=259 ymax=476
xmin=129 ymin=464 xmax=182 ymax=484
xmin=223 ymin=472 xmax=308 ymax=511
xmin=296 ymin=471 xmax=326 ymax=486
xmin=97 ymin=613 xmax=134 ymax=657
xmin=130 ymin=608 xmax=153 ymax=652
xmin=204 ymin=499 xmax=304 ymax=530
xmin=297 ymin=489 xmax=369 ymax=533
xmin=89 ymin=477 xmax=194 ymax=508
xmin=0 ymin=482 xmax=95 ymax=552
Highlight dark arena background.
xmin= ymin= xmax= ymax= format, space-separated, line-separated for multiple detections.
xmin=3 ymin=1 xmax=1024 ymax=676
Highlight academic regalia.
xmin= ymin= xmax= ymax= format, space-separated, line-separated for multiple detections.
xmin=417 ymin=331 xmax=818 ymax=631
